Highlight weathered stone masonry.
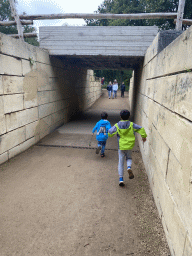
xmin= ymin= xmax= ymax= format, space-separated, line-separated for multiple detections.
xmin=130 ymin=26 xmax=192 ymax=255
xmin=0 ymin=33 xmax=101 ymax=165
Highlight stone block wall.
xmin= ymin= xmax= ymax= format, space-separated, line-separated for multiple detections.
xmin=129 ymin=27 xmax=192 ymax=255
xmin=0 ymin=33 xmax=101 ymax=165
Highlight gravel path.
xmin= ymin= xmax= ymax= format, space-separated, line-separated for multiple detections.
xmin=0 ymin=90 xmax=171 ymax=256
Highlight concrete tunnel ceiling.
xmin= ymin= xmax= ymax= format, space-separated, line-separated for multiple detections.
xmin=51 ymin=55 xmax=144 ymax=70
xmin=39 ymin=26 xmax=159 ymax=70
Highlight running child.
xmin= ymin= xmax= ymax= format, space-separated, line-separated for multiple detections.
xmin=108 ymin=109 xmax=147 ymax=186
xmin=92 ymin=112 xmax=111 ymax=157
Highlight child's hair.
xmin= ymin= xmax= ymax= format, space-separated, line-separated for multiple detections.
xmin=120 ymin=110 xmax=130 ymax=120
xmin=101 ymin=112 xmax=108 ymax=119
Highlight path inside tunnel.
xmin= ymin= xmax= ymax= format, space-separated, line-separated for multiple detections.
xmin=0 ymin=90 xmax=170 ymax=256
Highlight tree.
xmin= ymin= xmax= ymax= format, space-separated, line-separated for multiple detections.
xmin=0 ymin=0 xmax=39 ymax=46
xmin=86 ymin=0 xmax=192 ymax=30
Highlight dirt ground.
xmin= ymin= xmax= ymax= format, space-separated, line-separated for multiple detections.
xmin=0 ymin=90 xmax=171 ymax=256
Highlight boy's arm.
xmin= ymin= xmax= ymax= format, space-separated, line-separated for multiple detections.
xmin=133 ymin=123 xmax=147 ymax=139
xmin=106 ymin=122 xmax=111 ymax=132
xmin=108 ymin=125 xmax=117 ymax=137
xmin=92 ymin=123 xmax=98 ymax=134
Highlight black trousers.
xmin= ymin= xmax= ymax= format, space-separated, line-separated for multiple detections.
xmin=121 ymin=90 xmax=125 ymax=97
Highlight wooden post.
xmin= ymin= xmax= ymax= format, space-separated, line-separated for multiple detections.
xmin=19 ymin=12 xmax=177 ymax=21
xmin=174 ymin=19 xmax=192 ymax=26
xmin=176 ymin=0 xmax=186 ymax=30
xmin=8 ymin=0 xmax=24 ymax=40
xmin=0 ymin=20 xmax=33 ymax=26
xmin=8 ymin=32 xmax=37 ymax=38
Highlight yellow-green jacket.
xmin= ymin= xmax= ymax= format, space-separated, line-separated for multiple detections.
xmin=108 ymin=120 xmax=147 ymax=150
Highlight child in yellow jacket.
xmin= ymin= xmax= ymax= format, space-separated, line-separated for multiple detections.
xmin=108 ymin=109 xmax=147 ymax=186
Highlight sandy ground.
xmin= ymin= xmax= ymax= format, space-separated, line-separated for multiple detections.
xmin=0 ymin=90 xmax=171 ymax=256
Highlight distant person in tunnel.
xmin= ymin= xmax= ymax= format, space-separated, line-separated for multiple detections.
xmin=101 ymin=77 xmax=105 ymax=86
xmin=121 ymin=82 xmax=125 ymax=98
xmin=108 ymin=110 xmax=147 ymax=186
xmin=107 ymin=81 xmax=112 ymax=99
xmin=92 ymin=112 xmax=111 ymax=157
xmin=112 ymin=79 xmax=118 ymax=99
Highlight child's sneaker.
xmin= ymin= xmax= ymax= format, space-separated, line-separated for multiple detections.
xmin=100 ymin=153 xmax=105 ymax=157
xmin=96 ymin=146 xmax=101 ymax=154
xmin=119 ymin=177 xmax=125 ymax=186
xmin=127 ymin=168 xmax=134 ymax=179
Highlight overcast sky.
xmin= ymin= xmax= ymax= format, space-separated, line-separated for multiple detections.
xmin=17 ymin=0 xmax=103 ymax=33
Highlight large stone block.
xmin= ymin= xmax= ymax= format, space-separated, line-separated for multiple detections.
xmin=36 ymin=47 xmax=50 ymax=64
xmin=144 ymin=30 xmax=183 ymax=67
xmin=37 ymin=71 xmax=51 ymax=92
xmin=51 ymin=110 xmax=65 ymax=124
xmin=146 ymin=26 xmax=192 ymax=79
xmin=42 ymin=115 xmax=52 ymax=127
xmin=153 ymin=166 xmax=187 ymax=256
xmin=155 ymin=107 xmax=192 ymax=175
xmin=51 ymin=100 xmax=64 ymax=113
xmin=147 ymin=75 xmax=177 ymax=111
xmin=148 ymin=99 xmax=161 ymax=128
xmin=9 ymin=137 xmax=36 ymax=159
xmin=174 ymin=72 xmax=192 ymax=121
xmin=26 ymin=121 xmax=39 ymax=140
xmin=49 ymin=90 xmax=63 ymax=103
xmin=144 ymin=79 xmax=154 ymax=100
xmin=183 ymin=234 xmax=192 ymax=256
xmin=50 ymin=119 xmax=64 ymax=133
xmin=0 ymin=54 xmax=22 ymax=76
xmin=0 ymin=76 xmax=3 ymax=95
xmin=4 ymin=94 xmax=24 ymax=114
xmin=0 ymin=152 xmax=8 ymax=165
xmin=144 ymin=32 xmax=159 ymax=66
xmin=161 ymin=216 xmax=174 ymax=256
xmin=6 ymin=107 xmax=38 ymax=132
xmin=23 ymin=75 xmax=38 ymax=109
xmin=38 ymin=91 xmax=50 ymax=105
xmin=22 ymin=59 xmax=37 ymax=76
xmin=0 ymin=116 xmax=6 ymax=135
xmin=0 ymin=33 xmax=37 ymax=60
xmin=0 ymin=96 xmax=6 ymax=135
xmin=0 ymin=95 xmax=4 ymax=116
xmin=49 ymin=77 xmax=59 ymax=90
xmin=149 ymin=124 xmax=169 ymax=178
xmin=166 ymin=151 xmax=191 ymax=235
xmin=38 ymin=102 xmax=52 ymax=119
xmin=0 ymin=126 xmax=26 ymax=154
xmin=3 ymin=76 xmax=24 ymax=94
xmin=36 ymin=62 xmax=55 ymax=78
xmin=38 ymin=119 xmax=50 ymax=140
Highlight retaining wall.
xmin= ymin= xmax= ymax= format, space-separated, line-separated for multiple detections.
xmin=130 ymin=26 xmax=192 ymax=255
xmin=0 ymin=33 xmax=101 ymax=165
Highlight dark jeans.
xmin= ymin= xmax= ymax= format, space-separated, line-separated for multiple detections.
xmin=121 ymin=90 xmax=125 ymax=97
xmin=97 ymin=141 xmax=106 ymax=154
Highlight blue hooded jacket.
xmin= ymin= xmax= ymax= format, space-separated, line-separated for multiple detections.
xmin=92 ymin=119 xmax=111 ymax=141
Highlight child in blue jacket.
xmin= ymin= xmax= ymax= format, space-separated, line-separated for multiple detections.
xmin=92 ymin=112 xmax=111 ymax=157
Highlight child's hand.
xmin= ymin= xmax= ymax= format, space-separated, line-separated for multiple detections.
xmin=142 ymin=137 xmax=147 ymax=142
